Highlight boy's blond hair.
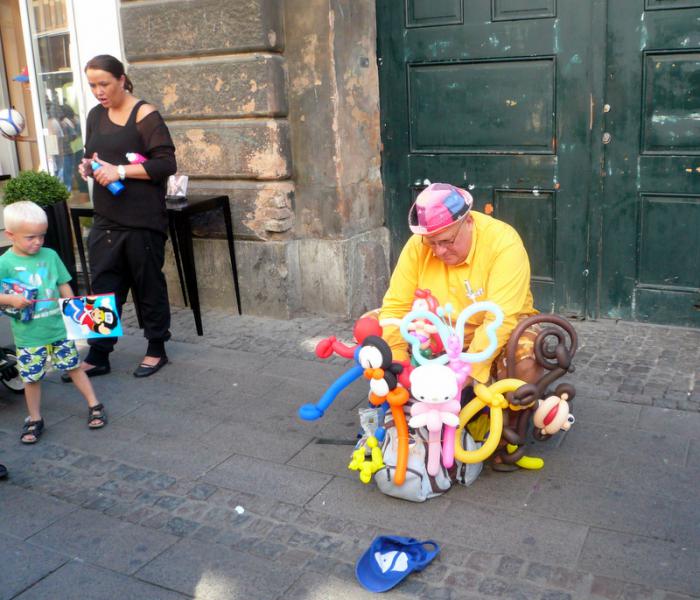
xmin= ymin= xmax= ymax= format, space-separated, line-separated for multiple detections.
xmin=3 ymin=201 xmax=48 ymax=232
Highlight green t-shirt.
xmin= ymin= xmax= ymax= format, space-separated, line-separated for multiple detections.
xmin=0 ymin=247 xmax=71 ymax=347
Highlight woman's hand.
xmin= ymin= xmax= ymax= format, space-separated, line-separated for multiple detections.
xmin=78 ymin=157 xmax=93 ymax=181
xmin=90 ymin=154 xmax=120 ymax=186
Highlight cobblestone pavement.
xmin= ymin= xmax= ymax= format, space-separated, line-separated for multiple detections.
xmin=0 ymin=306 xmax=698 ymax=599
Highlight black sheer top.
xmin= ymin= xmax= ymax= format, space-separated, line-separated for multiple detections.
xmin=85 ymin=100 xmax=177 ymax=234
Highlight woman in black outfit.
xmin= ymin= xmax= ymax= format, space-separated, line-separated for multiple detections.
xmin=71 ymin=55 xmax=176 ymax=378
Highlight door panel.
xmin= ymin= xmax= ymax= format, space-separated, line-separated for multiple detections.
xmin=491 ymin=0 xmax=557 ymax=21
xmin=601 ymin=2 xmax=700 ymax=325
xmin=377 ymin=0 xmax=592 ymax=316
xmin=408 ymin=58 xmax=556 ymax=153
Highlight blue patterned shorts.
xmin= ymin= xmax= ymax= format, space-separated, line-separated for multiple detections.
xmin=17 ymin=339 xmax=80 ymax=383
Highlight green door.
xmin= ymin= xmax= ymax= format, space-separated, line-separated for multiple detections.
xmin=377 ymin=0 xmax=594 ymax=316
xmin=600 ymin=2 xmax=700 ymax=326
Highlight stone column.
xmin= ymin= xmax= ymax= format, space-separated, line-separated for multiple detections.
xmin=285 ymin=0 xmax=389 ymax=317
xmin=121 ymin=0 xmax=388 ymax=318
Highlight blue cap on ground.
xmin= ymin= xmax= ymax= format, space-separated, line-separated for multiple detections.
xmin=355 ymin=536 xmax=440 ymax=593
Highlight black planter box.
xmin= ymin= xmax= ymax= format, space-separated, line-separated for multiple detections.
xmin=43 ymin=201 xmax=78 ymax=293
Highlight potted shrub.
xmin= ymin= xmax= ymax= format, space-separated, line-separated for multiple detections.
xmin=2 ymin=170 xmax=77 ymax=291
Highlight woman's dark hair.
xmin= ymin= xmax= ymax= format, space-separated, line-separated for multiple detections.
xmin=84 ymin=54 xmax=133 ymax=93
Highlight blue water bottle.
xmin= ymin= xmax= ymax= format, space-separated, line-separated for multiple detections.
xmin=91 ymin=161 xmax=124 ymax=196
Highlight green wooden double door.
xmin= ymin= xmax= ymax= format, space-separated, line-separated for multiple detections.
xmin=377 ymin=0 xmax=700 ymax=326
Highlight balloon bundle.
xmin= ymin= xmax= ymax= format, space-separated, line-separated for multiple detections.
xmin=299 ymin=297 xmax=576 ymax=488
xmin=396 ymin=300 xmax=504 ymax=476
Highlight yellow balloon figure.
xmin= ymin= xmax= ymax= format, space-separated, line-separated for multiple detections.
xmin=454 ymin=378 xmax=538 ymax=465
xmin=348 ymin=436 xmax=385 ymax=484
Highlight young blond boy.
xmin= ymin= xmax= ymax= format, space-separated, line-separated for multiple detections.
xmin=0 ymin=201 xmax=106 ymax=443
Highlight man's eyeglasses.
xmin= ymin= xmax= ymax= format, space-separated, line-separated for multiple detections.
xmin=422 ymin=219 xmax=465 ymax=250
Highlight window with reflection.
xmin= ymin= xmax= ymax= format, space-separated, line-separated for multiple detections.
xmin=28 ymin=0 xmax=86 ymax=198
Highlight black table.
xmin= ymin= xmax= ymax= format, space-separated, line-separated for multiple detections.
xmin=69 ymin=195 xmax=241 ymax=336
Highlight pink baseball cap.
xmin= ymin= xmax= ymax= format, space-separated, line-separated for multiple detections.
xmin=408 ymin=183 xmax=473 ymax=235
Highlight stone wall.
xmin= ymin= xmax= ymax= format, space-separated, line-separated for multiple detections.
xmin=121 ymin=0 xmax=387 ymax=318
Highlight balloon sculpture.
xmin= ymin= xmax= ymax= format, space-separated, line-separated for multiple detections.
xmin=454 ymin=378 xmax=527 ymax=464
xmin=298 ymin=317 xmax=382 ymax=421
xmin=408 ymin=364 xmax=460 ymax=476
xmin=533 ymin=392 xmax=574 ymax=436
xmin=348 ymin=435 xmax=384 ymax=483
xmin=299 ymin=295 xmax=578 ymax=493
xmin=360 ymin=335 xmax=410 ymax=486
xmin=381 ymin=289 xmax=443 ymax=363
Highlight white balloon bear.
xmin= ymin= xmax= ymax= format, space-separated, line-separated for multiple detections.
xmin=408 ymin=364 xmax=461 ymax=476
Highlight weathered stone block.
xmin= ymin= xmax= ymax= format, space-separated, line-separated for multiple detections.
xmin=297 ymin=227 xmax=390 ymax=317
xmin=186 ymin=180 xmax=295 ymax=240
xmin=348 ymin=238 xmax=390 ymax=317
xmin=164 ymin=238 xmax=300 ymax=318
xmin=122 ymin=0 xmax=284 ymax=61
xmin=169 ymin=120 xmax=291 ymax=179
xmin=129 ymin=56 xmax=287 ymax=119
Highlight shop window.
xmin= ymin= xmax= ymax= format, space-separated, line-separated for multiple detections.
xmin=27 ymin=0 xmax=87 ymax=198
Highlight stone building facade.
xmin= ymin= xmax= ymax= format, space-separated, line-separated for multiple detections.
xmin=121 ymin=0 xmax=389 ymax=319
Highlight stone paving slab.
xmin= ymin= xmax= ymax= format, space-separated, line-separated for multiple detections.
xmin=0 ymin=534 xmax=67 ymax=600
xmin=287 ymin=439 xmax=363 ymax=481
xmin=102 ymin=433 xmax=239 ymax=481
xmin=0 ymin=486 xmax=76 ymax=540
xmin=203 ymin=419 xmax=315 ymax=463
xmin=200 ymin=453 xmax=334 ymax=505
xmin=283 ymin=572 xmax=414 ymax=600
xmin=558 ymin=420 xmax=689 ymax=467
xmin=45 ymin=414 xmax=144 ymax=455
xmin=636 ymin=405 xmax=700 ymax=438
xmin=135 ymin=537 xmax=300 ymax=600
xmin=688 ymin=439 xmax=700 ymax=465
xmin=605 ymin=454 xmax=700 ymax=504
xmin=579 ymin=528 xmax=699 ymax=597
xmin=26 ymin=508 xmax=179 ymax=575
xmin=527 ymin=476 xmax=700 ymax=548
xmin=438 ymin=500 xmax=590 ymax=568
xmin=13 ymin=561 xmax=189 ymax=600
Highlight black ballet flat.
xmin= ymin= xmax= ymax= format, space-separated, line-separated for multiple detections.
xmin=133 ymin=356 xmax=168 ymax=378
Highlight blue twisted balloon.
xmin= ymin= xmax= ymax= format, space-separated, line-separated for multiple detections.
xmin=298 ymin=345 xmax=364 ymax=421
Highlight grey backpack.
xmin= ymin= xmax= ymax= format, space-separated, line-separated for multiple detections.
xmin=374 ymin=403 xmax=481 ymax=502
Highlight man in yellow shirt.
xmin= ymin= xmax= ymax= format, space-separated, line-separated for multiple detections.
xmin=379 ymin=183 xmax=541 ymax=387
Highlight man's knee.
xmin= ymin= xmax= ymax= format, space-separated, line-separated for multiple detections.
xmin=513 ymin=358 xmax=543 ymax=385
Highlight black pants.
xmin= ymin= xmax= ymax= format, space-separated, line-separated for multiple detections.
xmin=87 ymin=227 xmax=170 ymax=362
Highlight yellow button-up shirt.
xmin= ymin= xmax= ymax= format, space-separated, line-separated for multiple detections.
xmin=379 ymin=211 xmax=537 ymax=383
